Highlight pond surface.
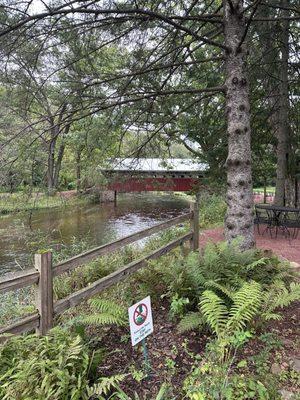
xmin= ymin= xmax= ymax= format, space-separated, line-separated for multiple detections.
xmin=0 ymin=193 xmax=189 ymax=276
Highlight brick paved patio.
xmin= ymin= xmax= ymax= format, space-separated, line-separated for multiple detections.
xmin=199 ymin=226 xmax=300 ymax=264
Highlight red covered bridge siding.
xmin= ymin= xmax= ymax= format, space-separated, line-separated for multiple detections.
xmin=101 ymin=158 xmax=207 ymax=193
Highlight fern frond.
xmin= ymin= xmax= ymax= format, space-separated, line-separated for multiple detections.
xmin=177 ymin=312 xmax=204 ymax=333
xmin=204 ymin=281 xmax=234 ymax=301
xmin=89 ymin=298 xmax=125 ymax=317
xmin=262 ymin=281 xmax=300 ymax=315
xmin=227 ymin=281 xmax=262 ymax=332
xmin=87 ymin=374 xmax=127 ymax=397
xmin=199 ymin=290 xmax=228 ymax=336
xmin=81 ymin=313 xmax=126 ymax=327
xmin=245 ymin=258 xmax=268 ymax=271
xmin=261 ymin=312 xmax=282 ymax=321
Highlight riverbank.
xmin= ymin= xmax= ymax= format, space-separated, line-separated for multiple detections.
xmin=0 ymin=193 xmax=190 ymax=275
xmin=0 ymin=191 xmax=92 ymax=215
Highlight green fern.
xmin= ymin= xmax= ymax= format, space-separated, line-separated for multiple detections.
xmin=87 ymin=374 xmax=127 ymax=398
xmin=244 ymin=258 xmax=268 ymax=271
xmin=200 ymin=281 xmax=262 ymax=337
xmin=0 ymin=328 xmax=90 ymax=399
xmin=199 ymin=290 xmax=229 ymax=336
xmin=177 ymin=312 xmax=205 ymax=333
xmin=81 ymin=298 xmax=127 ymax=327
xmin=227 ymin=281 xmax=261 ymax=332
xmin=260 ymin=281 xmax=300 ymax=322
xmin=109 ymin=383 xmax=170 ymax=399
xmin=204 ymin=281 xmax=234 ymax=302
xmin=82 ymin=313 xmax=126 ymax=326
xmin=89 ymin=298 xmax=125 ymax=315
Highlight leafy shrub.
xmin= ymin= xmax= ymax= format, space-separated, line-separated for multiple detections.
xmin=0 ymin=328 xmax=93 ymax=400
xmin=199 ymin=194 xmax=226 ymax=227
xmin=183 ymin=360 xmax=271 ymax=400
xmin=97 ymin=382 xmax=171 ymax=400
xmin=137 ymin=238 xmax=295 ymax=309
xmin=135 ymin=239 xmax=299 ymax=348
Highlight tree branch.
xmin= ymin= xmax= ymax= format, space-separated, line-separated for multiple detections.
xmin=0 ymin=4 xmax=228 ymax=51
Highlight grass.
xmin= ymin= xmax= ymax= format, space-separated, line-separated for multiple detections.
xmin=0 ymin=191 xmax=92 ymax=215
xmin=175 ymin=192 xmax=226 ymax=228
xmin=253 ymin=187 xmax=275 ymax=194
xmin=0 ymin=225 xmax=188 ymax=326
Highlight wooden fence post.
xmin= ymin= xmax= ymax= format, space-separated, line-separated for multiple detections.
xmin=190 ymin=198 xmax=200 ymax=251
xmin=35 ymin=251 xmax=54 ymax=335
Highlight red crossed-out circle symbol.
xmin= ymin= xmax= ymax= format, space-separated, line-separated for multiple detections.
xmin=133 ymin=303 xmax=148 ymax=326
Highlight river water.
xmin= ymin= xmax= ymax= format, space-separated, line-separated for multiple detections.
xmin=0 ymin=193 xmax=189 ymax=276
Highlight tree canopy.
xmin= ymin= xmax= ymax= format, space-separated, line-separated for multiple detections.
xmin=0 ymin=0 xmax=299 ymax=248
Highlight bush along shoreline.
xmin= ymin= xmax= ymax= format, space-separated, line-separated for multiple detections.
xmin=0 ymin=191 xmax=97 ymax=215
xmin=0 ymin=236 xmax=299 ymax=399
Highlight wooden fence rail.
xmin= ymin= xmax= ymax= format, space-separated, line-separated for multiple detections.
xmin=0 ymin=202 xmax=199 ymax=338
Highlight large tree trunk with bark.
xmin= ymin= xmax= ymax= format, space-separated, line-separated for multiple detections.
xmin=223 ymin=0 xmax=255 ymax=250
xmin=274 ymin=6 xmax=290 ymax=206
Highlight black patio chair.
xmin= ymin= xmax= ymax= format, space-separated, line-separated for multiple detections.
xmin=254 ymin=207 xmax=275 ymax=236
xmin=276 ymin=211 xmax=292 ymax=240
xmin=281 ymin=211 xmax=300 ymax=239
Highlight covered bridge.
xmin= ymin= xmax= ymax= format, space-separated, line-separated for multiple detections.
xmin=101 ymin=158 xmax=207 ymax=193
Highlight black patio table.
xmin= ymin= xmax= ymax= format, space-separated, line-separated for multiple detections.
xmin=255 ymin=204 xmax=300 ymax=239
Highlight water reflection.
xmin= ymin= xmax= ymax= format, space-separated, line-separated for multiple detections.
xmin=0 ymin=193 xmax=189 ymax=275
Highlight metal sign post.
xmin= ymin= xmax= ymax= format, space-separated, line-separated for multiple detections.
xmin=142 ymin=338 xmax=151 ymax=376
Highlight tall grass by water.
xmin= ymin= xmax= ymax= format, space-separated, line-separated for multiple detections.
xmin=0 ymin=191 xmax=90 ymax=215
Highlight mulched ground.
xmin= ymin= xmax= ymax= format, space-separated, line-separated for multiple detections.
xmin=199 ymin=226 xmax=300 ymax=265
xmin=93 ymin=300 xmax=209 ymax=398
xmin=89 ymin=299 xmax=300 ymax=399
xmin=240 ymin=301 xmax=300 ymax=396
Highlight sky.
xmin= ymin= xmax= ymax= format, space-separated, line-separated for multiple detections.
xmin=28 ymin=0 xmax=46 ymax=14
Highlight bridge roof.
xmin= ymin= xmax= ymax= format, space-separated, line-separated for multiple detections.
xmin=102 ymin=158 xmax=207 ymax=173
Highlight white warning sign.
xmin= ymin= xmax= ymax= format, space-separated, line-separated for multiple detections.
xmin=128 ymin=296 xmax=153 ymax=346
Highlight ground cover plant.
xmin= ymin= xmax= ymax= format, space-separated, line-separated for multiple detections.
xmin=0 ymin=234 xmax=299 ymax=399
xmin=91 ymin=240 xmax=299 ymax=398
xmin=0 ymin=191 xmax=93 ymax=215
xmin=0 ymin=328 xmax=92 ymax=399
xmin=0 ymin=224 xmax=187 ymax=326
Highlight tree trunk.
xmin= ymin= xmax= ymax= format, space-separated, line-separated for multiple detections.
xmin=53 ymin=143 xmax=65 ymax=189
xmin=263 ymin=176 xmax=267 ymax=204
xmin=223 ymin=0 xmax=255 ymax=250
xmin=47 ymin=138 xmax=56 ymax=194
xmin=274 ymin=4 xmax=290 ymax=206
xmin=296 ymin=179 xmax=300 ymax=208
xmin=76 ymin=150 xmax=81 ymax=192
xmin=285 ymin=177 xmax=295 ymax=207
xmin=47 ymin=122 xmax=70 ymax=191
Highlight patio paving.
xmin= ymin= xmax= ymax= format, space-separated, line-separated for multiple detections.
xmin=199 ymin=226 xmax=300 ymax=265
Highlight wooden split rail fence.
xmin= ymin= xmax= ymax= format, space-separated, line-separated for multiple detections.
xmin=0 ymin=202 xmax=199 ymax=338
